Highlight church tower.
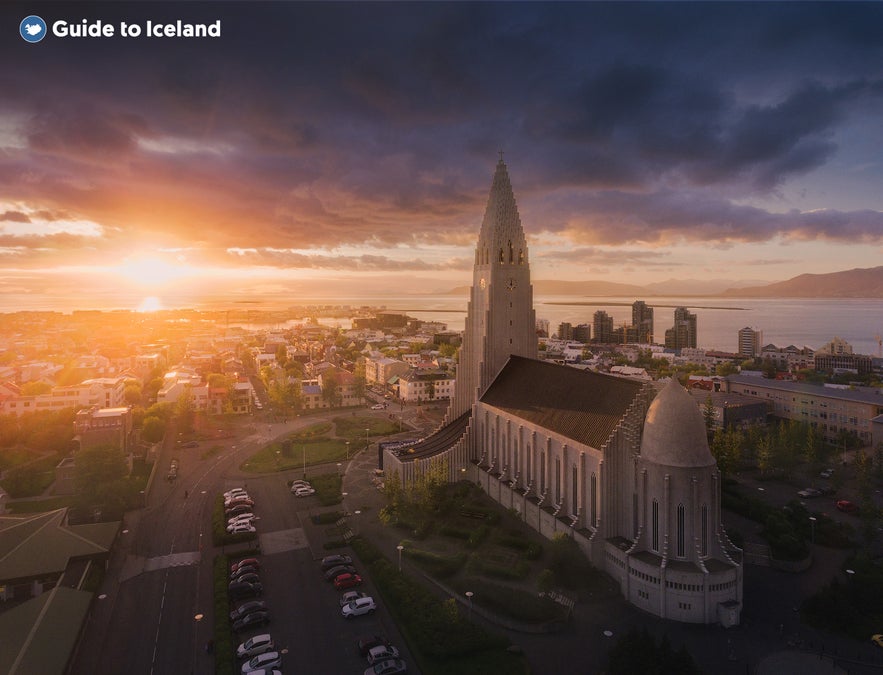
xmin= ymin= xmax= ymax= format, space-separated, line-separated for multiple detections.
xmin=447 ymin=157 xmax=537 ymax=421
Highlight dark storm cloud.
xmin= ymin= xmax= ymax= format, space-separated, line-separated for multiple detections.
xmin=1 ymin=1 xmax=882 ymax=267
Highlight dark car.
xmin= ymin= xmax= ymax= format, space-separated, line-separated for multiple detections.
xmin=231 ymin=565 xmax=259 ymax=581
xmin=232 ymin=609 xmax=271 ymax=633
xmin=226 ymin=504 xmax=254 ymax=518
xmin=324 ymin=564 xmax=357 ymax=582
xmin=229 ymin=581 xmax=263 ymax=600
xmin=230 ymin=600 xmax=268 ymax=621
xmin=231 ymin=572 xmax=261 ymax=586
xmin=358 ymin=635 xmax=391 ymax=656
xmin=836 ymin=500 xmax=859 ymax=514
xmin=321 ymin=554 xmax=353 ymax=571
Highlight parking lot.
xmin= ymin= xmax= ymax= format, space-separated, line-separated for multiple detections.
xmin=220 ymin=471 xmax=415 ymax=674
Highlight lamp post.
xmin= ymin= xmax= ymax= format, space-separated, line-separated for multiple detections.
xmin=809 ymin=516 xmax=817 ymax=544
xmin=365 ymin=428 xmax=370 ymax=451
xmin=337 ymin=462 xmax=342 ymax=477
xmin=397 ymin=544 xmax=404 ymax=572
xmin=465 ymin=591 xmax=474 ymax=619
xmin=353 ymin=510 xmax=361 ymax=537
xmin=302 ymin=445 xmax=306 ymax=480
xmin=346 ymin=441 xmax=350 ymax=461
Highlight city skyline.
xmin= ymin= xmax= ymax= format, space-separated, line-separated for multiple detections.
xmin=2 ymin=2 xmax=883 ymax=312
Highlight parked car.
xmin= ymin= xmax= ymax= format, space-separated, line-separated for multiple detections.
xmin=231 ymin=565 xmax=259 ymax=581
xmin=231 ymin=558 xmax=261 ymax=573
xmin=367 ymin=645 xmax=400 ymax=665
xmin=371 ymin=404 xmax=384 ymax=410
xmin=228 ymin=514 xmax=257 ymax=527
xmin=228 ymin=522 xmax=257 ymax=535
xmin=836 ymin=500 xmax=859 ymax=514
xmin=230 ymin=600 xmax=267 ymax=621
xmin=180 ymin=440 xmax=199 ymax=448
xmin=229 ymin=581 xmax=263 ymax=600
xmin=241 ymin=651 xmax=281 ymax=673
xmin=321 ymin=554 xmax=353 ymax=570
xmin=364 ymin=658 xmax=407 ymax=675
xmin=358 ymin=635 xmax=391 ymax=656
xmin=226 ymin=496 xmax=255 ymax=508
xmin=342 ymin=596 xmax=376 ymax=618
xmin=231 ymin=572 xmax=261 ymax=586
xmin=820 ymin=468 xmax=834 ymax=479
xmin=233 ymin=609 xmax=271 ymax=633
xmin=325 ymin=564 xmax=357 ymax=581
xmin=290 ymin=480 xmax=311 ymax=489
xmin=340 ymin=590 xmax=367 ymax=607
xmin=236 ymin=633 xmax=275 ymax=659
xmin=334 ymin=573 xmax=363 ymax=590
xmin=797 ymin=488 xmax=821 ymax=498
xmin=226 ymin=505 xmax=255 ymax=518
xmin=224 ymin=488 xmax=248 ymax=499
xmin=293 ymin=487 xmax=316 ymax=497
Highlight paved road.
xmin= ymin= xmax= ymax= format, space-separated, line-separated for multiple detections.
xmin=69 ymin=409 xmax=417 ymax=675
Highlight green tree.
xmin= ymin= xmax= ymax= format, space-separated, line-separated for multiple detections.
xmin=21 ymin=381 xmax=52 ymax=396
xmin=123 ymin=383 xmax=143 ymax=406
xmin=761 ymin=357 xmax=778 ymax=379
xmin=702 ymin=395 xmax=716 ymax=438
xmin=175 ymin=385 xmax=195 ymax=433
xmin=716 ymin=361 xmax=739 ymax=376
xmin=426 ymin=379 xmax=436 ymax=401
xmin=352 ymin=360 xmax=367 ymax=402
xmin=74 ymin=445 xmax=128 ymax=509
xmin=275 ymin=344 xmax=289 ymax=368
xmin=756 ymin=434 xmax=773 ymax=475
xmin=321 ymin=370 xmax=341 ymax=408
xmin=141 ymin=416 xmax=166 ymax=443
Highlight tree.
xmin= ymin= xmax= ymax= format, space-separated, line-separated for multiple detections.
xmin=141 ymin=416 xmax=166 ymax=443
xmin=175 ymin=385 xmax=195 ymax=433
xmin=702 ymin=395 xmax=716 ymax=438
xmin=756 ymin=434 xmax=773 ymax=475
xmin=321 ymin=370 xmax=341 ymax=408
xmin=426 ymin=379 xmax=436 ymax=401
xmin=75 ymin=444 xmax=128 ymax=510
xmin=124 ymin=383 xmax=143 ymax=406
xmin=21 ymin=381 xmax=52 ymax=396
xmin=352 ymin=360 xmax=367 ymax=402
xmin=716 ymin=361 xmax=739 ymax=376
xmin=761 ymin=357 xmax=778 ymax=379
xmin=275 ymin=344 xmax=289 ymax=368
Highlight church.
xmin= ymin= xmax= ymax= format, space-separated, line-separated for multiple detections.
xmin=382 ymin=159 xmax=743 ymax=626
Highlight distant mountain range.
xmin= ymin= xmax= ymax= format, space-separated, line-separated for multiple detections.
xmin=447 ymin=266 xmax=883 ymax=298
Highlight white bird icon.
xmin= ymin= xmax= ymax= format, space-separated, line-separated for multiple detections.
xmin=25 ymin=23 xmax=43 ymax=36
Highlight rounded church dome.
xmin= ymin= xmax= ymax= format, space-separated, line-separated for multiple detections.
xmin=640 ymin=379 xmax=716 ymax=468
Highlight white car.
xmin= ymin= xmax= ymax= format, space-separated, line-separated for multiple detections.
xmin=228 ymin=513 xmax=257 ymax=525
xmin=236 ymin=633 xmax=274 ymax=659
xmin=293 ymin=486 xmax=316 ymax=497
xmin=290 ymin=480 xmax=311 ymax=491
xmin=241 ymin=651 xmax=281 ymax=673
xmin=342 ymin=596 xmax=376 ymax=618
xmin=371 ymin=404 xmax=384 ymax=410
xmin=367 ymin=644 xmax=401 ymax=665
xmin=228 ymin=522 xmax=257 ymax=534
xmin=224 ymin=488 xmax=248 ymax=499
xmin=340 ymin=590 xmax=367 ymax=607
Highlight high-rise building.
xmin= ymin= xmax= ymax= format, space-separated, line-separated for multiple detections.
xmin=557 ymin=322 xmax=574 ymax=340
xmin=572 ymin=324 xmax=591 ymax=343
xmin=665 ymin=307 xmax=697 ymax=350
xmin=593 ymin=310 xmax=614 ymax=343
xmin=737 ymin=327 xmax=762 ymax=358
xmin=632 ymin=300 xmax=654 ymax=343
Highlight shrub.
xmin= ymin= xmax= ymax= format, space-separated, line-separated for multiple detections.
xmin=404 ymin=547 xmax=467 ymax=578
xmin=212 ymin=554 xmax=235 ymax=675
xmin=467 ymin=525 xmax=489 ymax=548
xmin=440 ymin=525 xmax=472 ymax=540
xmin=495 ymin=534 xmax=542 ymax=560
xmin=312 ymin=510 xmax=344 ymax=525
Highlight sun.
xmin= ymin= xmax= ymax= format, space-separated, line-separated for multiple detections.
xmin=137 ymin=296 xmax=163 ymax=312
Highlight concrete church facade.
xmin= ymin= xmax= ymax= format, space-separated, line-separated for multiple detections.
xmin=383 ymin=159 xmax=742 ymax=626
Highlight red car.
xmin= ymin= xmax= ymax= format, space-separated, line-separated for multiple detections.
xmin=231 ymin=558 xmax=261 ymax=573
xmin=836 ymin=500 xmax=859 ymax=514
xmin=333 ymin=573 xmax=363 ymax=590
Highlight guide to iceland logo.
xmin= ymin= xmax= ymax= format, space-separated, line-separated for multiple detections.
xmin=20 ymin=15 xmax=47 ymax=43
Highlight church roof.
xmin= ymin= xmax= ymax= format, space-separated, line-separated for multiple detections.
xmin=479 ymin=356 xmax=645 ymax=449
xmin=478 ymin=159 xmax=526 ymax=250
xmin=640 ymin=379 xmax=716 ymax=468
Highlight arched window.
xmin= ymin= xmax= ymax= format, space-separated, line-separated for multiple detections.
xmin=508 ymin=239 xmax=513 ymax=263
xmin=571 ymin=466 xmax=578 ymax=513
xmin=518 ymin=249 xmax=524 ymax=264
xmin=652 ymin=499 xmax=659 ymax=551
xmin=499 ymin=248 xmax=504 ymax=263
xmin=590 ymin=472 xmax=597 ymax=526
xmin=632 ymin=493 xmax=638 ymax=538
xmin=677 ymin=504 xmax=685 ymax=557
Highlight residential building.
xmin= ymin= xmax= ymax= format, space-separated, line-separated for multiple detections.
xmin=572 ymin=324 xmax=591 ymax=343
xmin=74 ymin=406 xmax=134 ymax=453
xmin=688 ymin=389 xmax=768 ymax=431
xmin=364 ymin=355 xmax=410 ymax=387
xmin=557 ymin=322 xmax=574 ymax=340
xmin=593 ymin=310 xmax=614 ymax=344
xmin=723 ymin=374 xmax=883 ymax=445
xmin=632 ymin=300 xmax=654 ymax=343
xmin=813 ymin=337 xmax=873 ymax=374
xmin=759 ymin=344 xmax=815 ymax=371
xmin=737 ymin=327 xmax=762 ymax=359
xmin=664 ymin=307 xmax=697 ymax=350
xmin=397 ymin=369 xmax=456 ymax=403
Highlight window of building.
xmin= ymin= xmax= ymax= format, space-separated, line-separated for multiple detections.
xmin=701 ymin=505 xmax=708 ymax=556
xmin=590 ymin=472 xmax=597 ymax=527
xmin=677 ymin=504 xmax=685 ymax=557
xmin=652 ymin=499 xmax=659 ymax=551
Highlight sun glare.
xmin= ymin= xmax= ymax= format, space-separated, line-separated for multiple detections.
xmin=137 ymin=296 xmax=163 ymax=312
xmin=113 ymin=256 xmax=194 ymax=286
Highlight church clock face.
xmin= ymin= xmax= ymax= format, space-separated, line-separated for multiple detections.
xmin=506 ymin=277 xmax=517 ymax=291
xmin=479 ymin=278 xmax=486 ymax=289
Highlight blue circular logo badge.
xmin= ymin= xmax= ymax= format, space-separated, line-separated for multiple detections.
xmin=20 ymin=15 xmax=47 ymax=43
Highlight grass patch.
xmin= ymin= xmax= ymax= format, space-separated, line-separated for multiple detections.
xmin=451 ymin=577 xmax=566 ymax=624
xmin=333 ymin=415 xmax=400 ymax=440
xmin=0 ymin=453 xmax=62 ymax=497
xmin=0 ymin=447 xmax=38 ymax=471
xmin=310 ymin=472 xmax=343 ymax=506
xmin=212 ymin=553 xmax=235 ymax=675
xmin=200 ymin=445 xmax=223 ymax=460
xmin=6 ymin=495 xmax=77 ymax=513
xmin=241 ymin=438 xmax=350 ymax=473
xmin=402 ymin=546 xmax=467 ymax=578
xmin=312 ymin=510 xmax=345 ymax=525
xmin=287 ymin=422 xmax=333 ymax=441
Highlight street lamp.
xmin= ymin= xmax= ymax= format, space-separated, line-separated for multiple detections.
xmin=353 ymin=510 xmax=361 ymax=536
xmin=337 ymin=462 xmax=342 ymax=477
xmin=302 ymin=445 xmax=306 ymax=480
xmin=397 ymin=544 xmax=404 ymax=572
xmin=365 ymin=428 xmax=370 ymax=451
xmin=809 ymin=516 xmax=817 ymax=544
xmin=465 ymin=591 xmax=474 ymax=619
xmin=346 ymin=441 xmax=350 ymax=461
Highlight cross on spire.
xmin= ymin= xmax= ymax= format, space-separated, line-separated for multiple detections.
xmin=498 ymin=149 xmax=504 ymax=163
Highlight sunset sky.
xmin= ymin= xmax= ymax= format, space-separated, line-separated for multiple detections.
xmin=2 ymin=2 xmax=883 ymax=311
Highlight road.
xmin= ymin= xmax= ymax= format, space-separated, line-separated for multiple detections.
xmin=69 ymin=409 xmax=417 ymax=675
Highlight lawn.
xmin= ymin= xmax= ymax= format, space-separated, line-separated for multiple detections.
xmin=241 ymin=438 xmax=350 ymax=473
